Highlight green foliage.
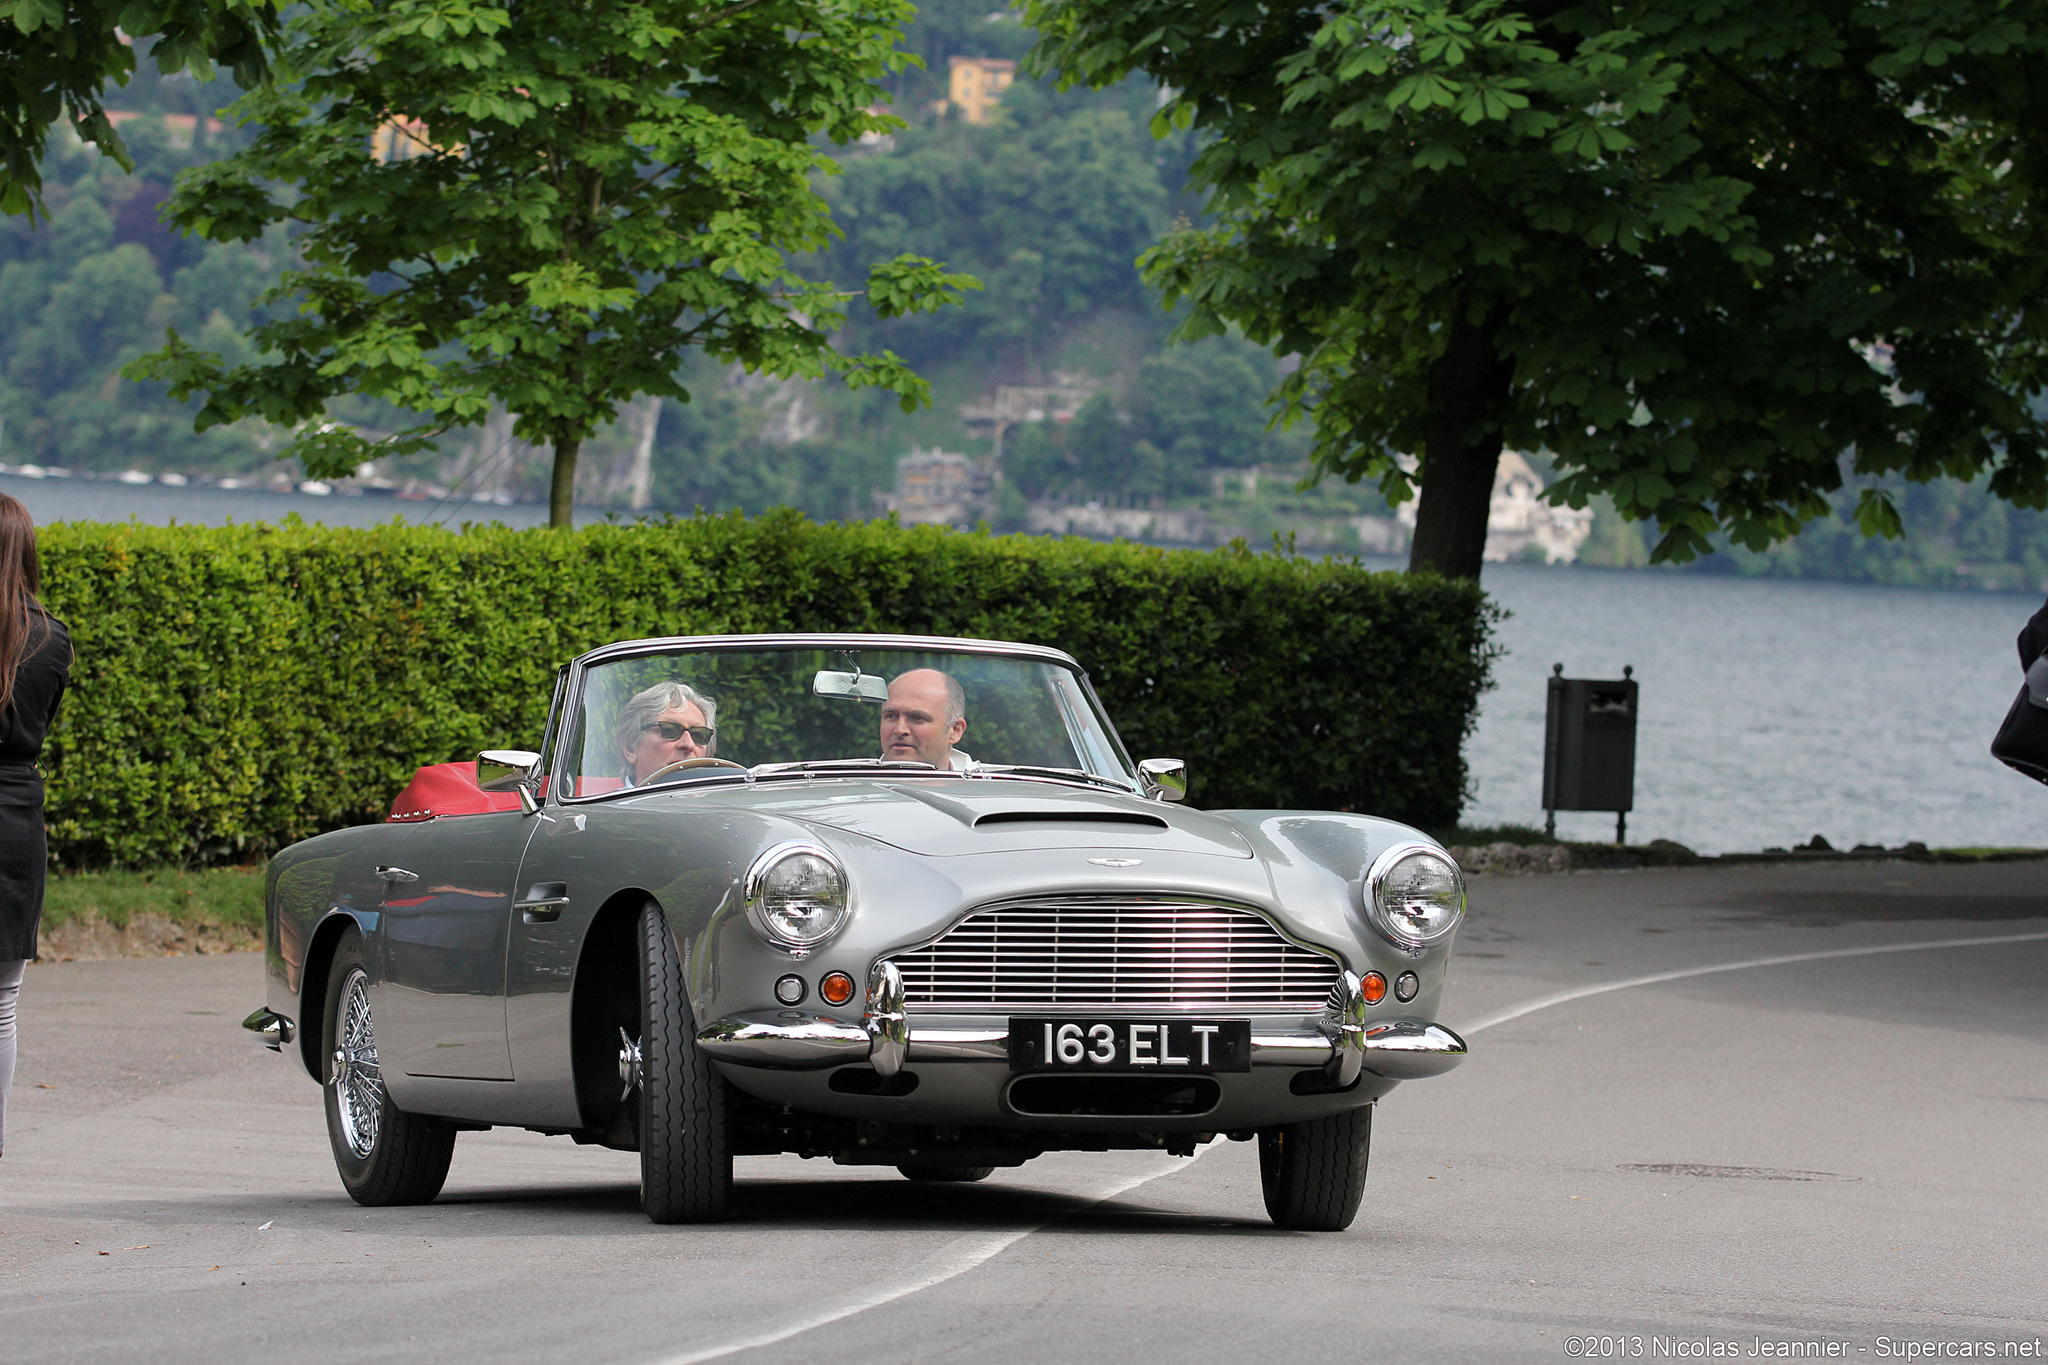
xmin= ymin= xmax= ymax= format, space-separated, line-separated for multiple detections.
xmin=1026 ymin=0 xmax=2048 ymax=564
xmin=1 ymin=1 xmax=274 ymax=217
xmin=38 ymin=514 xmax=1495 ymax=866
xmin=0 ymin=105 xmax=284 ymax=469
xmin=1702 ymin=473 xmax=2048 ymax=592
xmin=1576 ymin=496 xmax=1653 ymax=570
xmin=124 ymin=0 xmax=976 ymax=524
xmin=1003 ymin=336 xmax=1307 ymax=501
xmin=815 ymin=58 xmax=1198 ymax=375
xmin=41 ymin=864 xmax=264 ymax=932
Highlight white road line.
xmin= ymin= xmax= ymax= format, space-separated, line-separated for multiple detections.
xmin=653 ymin=1146 xmax=1212 ymax=1365
xmin=1461 ymin=929 xmax=2048 ymax=1035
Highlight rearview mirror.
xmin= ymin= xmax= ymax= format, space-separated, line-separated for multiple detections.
xmin=814 ymin=669 xmax=888 ymax=702
xmin=1139 ymin=758 xmax=1187 ymax=803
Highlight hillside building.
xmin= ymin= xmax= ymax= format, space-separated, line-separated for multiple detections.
xmin=945 ymin=57 xmax=1016 ymax=124
xmin=886 ymin=448 xmax=993 ymax=527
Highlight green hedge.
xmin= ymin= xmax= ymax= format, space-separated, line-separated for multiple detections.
xmin=39 ymin=513 xmax=1497 ymax=867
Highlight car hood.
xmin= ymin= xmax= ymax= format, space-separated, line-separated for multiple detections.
xmin=678 ymin=777 xmax=1257 ymax=860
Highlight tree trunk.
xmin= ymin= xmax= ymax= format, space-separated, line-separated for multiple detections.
xmin=549 ymin=435 xmax=581 ymax=528
xmin=1407 ymin=309 xmax=1515 ymax=580
xmin=626 ymin=396 xmax=660 ymax=512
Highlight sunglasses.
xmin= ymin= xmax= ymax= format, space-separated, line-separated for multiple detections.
xmin=642 ymin=721 xmax=714 ymax=745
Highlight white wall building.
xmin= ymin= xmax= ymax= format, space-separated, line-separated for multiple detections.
xmin=1394 ymin=449 xmax=1593 ymax=563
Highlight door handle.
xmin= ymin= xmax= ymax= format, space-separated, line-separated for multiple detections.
xmin=515 ymin=882 xmax=569 ymax=923
xmin=376 ymin=866 xmax=419 ymax=883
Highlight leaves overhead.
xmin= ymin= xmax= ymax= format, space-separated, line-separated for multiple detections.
xmin=125 ymin=0 xmax=978 ymax=498
xmin=1025 ymin=0 xmax=2048 ymax=561
xmin=1 ymin=0 xmax=276 ymax=218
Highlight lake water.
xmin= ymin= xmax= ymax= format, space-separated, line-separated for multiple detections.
xmin=0 ymin=470 xmax=595 ymax=530
xmin=11 ymin=474 xmax=2044 ymax=854
xmin=1461 ymin=562 xmax=2047 ymax=854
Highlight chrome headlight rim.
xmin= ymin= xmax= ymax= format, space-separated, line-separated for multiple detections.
xmin=744 ymin=840 xmax=850 ymax=953
xmin=1363 ymin=840 xmax=1466 ymax=951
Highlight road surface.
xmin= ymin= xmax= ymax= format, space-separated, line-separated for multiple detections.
xmin=4 ymin=859 xmax=2044 ymax=1362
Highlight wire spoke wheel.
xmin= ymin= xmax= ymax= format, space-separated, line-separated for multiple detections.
xmin=322 ymin=929 xmax=456 ymax=1206
xmin=332 ymin=968 xmax=383 ymax=1158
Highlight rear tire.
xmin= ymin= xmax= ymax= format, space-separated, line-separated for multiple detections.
xmin=323 ymin=931 xmax=456 ymax=1206
xmin=637 ymin=900 xmax=731 ymax=1223
xmin=896 ymin=1165 xmax=996 ymax=1183
xmin=1258 ymin=1105 xmax=1371 ymax=1231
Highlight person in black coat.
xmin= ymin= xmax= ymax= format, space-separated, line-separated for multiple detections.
xmin=2022 ymin=597 xmax=2048 ymax=674
xmin=0 ymin=492 xmax=70 ymax=1157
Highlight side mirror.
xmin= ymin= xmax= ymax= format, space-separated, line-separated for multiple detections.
xmin=1139 ymin=758 xmax=1187 ymax=803
xmin=477 ymin=749 xmax=541 ymax=814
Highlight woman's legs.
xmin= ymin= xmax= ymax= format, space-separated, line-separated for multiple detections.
xmin=0 ymin=958 xmax=24 ymax=1155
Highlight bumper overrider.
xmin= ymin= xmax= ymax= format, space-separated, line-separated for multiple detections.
xmin=243 ymin=1007 xmax=294 ymax=1051
xmin=695 ymin=961 xmax=1468 ymax=1084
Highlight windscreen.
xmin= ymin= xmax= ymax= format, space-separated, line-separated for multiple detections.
xmin=555 ymin=646 xmax=1136 ymax=798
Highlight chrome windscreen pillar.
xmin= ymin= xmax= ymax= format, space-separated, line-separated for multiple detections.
xmin=1321 ymin=970 xmax=1367 ymax=1086
xmin=865 ymin=959 xmax=908 ymax=1077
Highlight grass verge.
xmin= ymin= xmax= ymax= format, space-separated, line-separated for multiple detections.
xmin=42 ymin=866 xmax=265 ymax=944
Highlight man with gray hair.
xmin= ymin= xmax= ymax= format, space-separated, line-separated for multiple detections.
xmin=880 ymin=667 xmax=973 ymax=771
xmin=617 ymin=679 xmax=718 ymax=783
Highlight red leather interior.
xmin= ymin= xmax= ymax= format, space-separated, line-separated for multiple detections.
xmin=388 ymin=762 xmax=525 ymax=821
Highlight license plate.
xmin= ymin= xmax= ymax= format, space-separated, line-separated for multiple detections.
xmin=1007 ymin=1018 xmax=1252 ymax=1073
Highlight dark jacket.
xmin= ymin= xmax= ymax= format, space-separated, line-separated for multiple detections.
xmin=2023 ymin=598 xmax=2048 ymax=672
xmin=0 ymin=611 xmax=71 ymax=960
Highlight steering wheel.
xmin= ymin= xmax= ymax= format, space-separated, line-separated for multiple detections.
xmin=641 ymin=756 xmax=746 ymax=784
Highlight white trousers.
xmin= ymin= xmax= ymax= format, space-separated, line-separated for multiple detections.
xmin=0 ymin=958 xmax=23 ymax=1154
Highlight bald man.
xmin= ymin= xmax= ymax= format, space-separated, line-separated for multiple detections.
xmin=880 ymin=668 xmax=974 ymax=771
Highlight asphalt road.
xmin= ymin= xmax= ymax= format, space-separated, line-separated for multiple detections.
xmin=5 ymin=859 xmax=2045 ymax=1363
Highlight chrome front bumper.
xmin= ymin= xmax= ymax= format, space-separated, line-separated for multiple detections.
xmin=696 ymin=1014 xmax=1467 ymax=1082
xmin=698 ymin=960 xmax=1467 ymax=1083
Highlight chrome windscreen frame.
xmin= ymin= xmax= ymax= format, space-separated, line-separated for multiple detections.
xmin=545 ymin=632 xmax=1145 ymax=809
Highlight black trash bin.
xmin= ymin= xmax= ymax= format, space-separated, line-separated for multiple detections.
xmin=1542 ymin=664 xmax=1638 ymax=843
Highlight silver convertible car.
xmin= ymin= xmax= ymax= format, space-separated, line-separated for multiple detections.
xmin=246 ymin=634 xmax=1468 ymax=1231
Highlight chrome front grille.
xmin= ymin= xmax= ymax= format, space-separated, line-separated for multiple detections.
xmin=894 ymin=896 xmax=1341 ymax=1011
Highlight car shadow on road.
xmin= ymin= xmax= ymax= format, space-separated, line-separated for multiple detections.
xmin=33 ymin=1171 xmax=1284 ymax=1239
xmin=431 ymin=1172 xmax=1288 ymax=1237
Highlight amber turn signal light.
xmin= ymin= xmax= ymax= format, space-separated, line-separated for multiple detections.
xmin=1361 ymin=971 xmax=1388 ymax=1005
xmin=819 ymin=971 xmax=856 ymax=1006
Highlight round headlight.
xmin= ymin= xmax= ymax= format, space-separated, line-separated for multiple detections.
xmin=745 ymin=843 xmax=849 ymax=951
xmin=1364 ymin=842 xmax=1465 ymax=949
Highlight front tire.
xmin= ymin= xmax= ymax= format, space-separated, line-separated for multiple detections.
xmin=1258 ymin=1105 xmax=1371 ymax=1231
xmin=637 ymin=900 xmax=731 ymax=1223
xmin=897 ymin=1165 xmax=996 ymax=1183
xmin=323 ymin=931 xmax=456 ymax=1206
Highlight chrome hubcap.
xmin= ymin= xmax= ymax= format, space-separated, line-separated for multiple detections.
xmin=617 ymin=1027 xmax=642 ymax=1102
xmin=331 ymin=967 xmax=383 ymax=1158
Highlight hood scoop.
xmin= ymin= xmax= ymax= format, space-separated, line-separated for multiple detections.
xmin=973 ymin=809 xmax=1169 ymax=831
xmin=777 ymin=779 xmax=1254 ymax=858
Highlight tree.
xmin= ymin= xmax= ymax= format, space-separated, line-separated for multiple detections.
xmin=1025 ymin=0 xmax=2048 ymax=578
xmin=2 ymin=0 xmax=274 ymax=217
xmin=815 ymin=81 xmax=1193 ymax=377
xmin=129 ymin=0 xmax=975 ymax=525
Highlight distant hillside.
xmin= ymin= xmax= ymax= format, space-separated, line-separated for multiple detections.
xmin=3 ymin=9 xmax=2045 ymax=596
